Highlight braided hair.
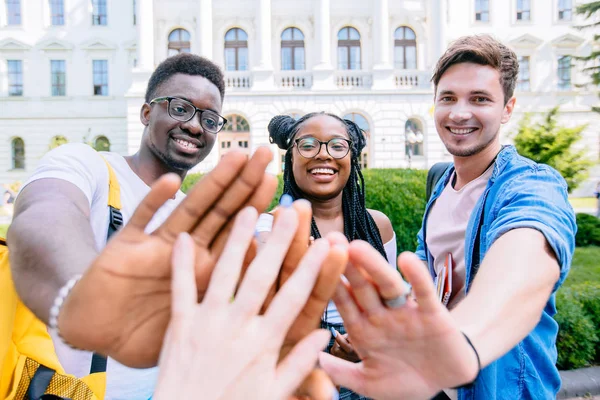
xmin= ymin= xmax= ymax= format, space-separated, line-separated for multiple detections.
xmin=268 ymin=112 xmax=387 ymax=261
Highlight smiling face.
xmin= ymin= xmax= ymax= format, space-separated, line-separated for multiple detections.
xmin=140 ymin=73 xmax=222 ymax=172
xmin=434 ymin=62 xmax=515 ymax=158
xmin=291 ymin=115 xmax=352 ymax=201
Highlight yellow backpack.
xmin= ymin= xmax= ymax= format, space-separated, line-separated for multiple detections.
xmin=0 ymin=158 xmax=123 ymax=400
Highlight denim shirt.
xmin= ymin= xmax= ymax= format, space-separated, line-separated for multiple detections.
xmin=416 ymin=145 xmax=576 ymax=400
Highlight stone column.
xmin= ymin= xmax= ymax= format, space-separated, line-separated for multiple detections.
xmin=312 ymin=0 xmax=335 ymax=90
xmin=198 ymin=0 xmax=213 ymax=59
xmin=252 ymin=0 xmax=275 ymax=90
xmin=372 ymin=0 xmax=393 ymax=89
xmin=428 ymin=0 xmax=447 ymax=69
xmin=136 ymin=0 xmax=154 ymax=71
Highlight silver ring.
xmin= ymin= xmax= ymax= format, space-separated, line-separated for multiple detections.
xmin=383 ymin=283 xmax=412 ymax=309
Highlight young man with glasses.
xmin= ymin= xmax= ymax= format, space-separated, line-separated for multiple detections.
xmin=7 ymin=54 xmax=275 ymax=400
xmin=318 ymin=35 xmax=577 ymax=400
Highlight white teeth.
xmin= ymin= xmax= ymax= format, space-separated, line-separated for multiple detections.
xmin=449 ymin=128 xmax=476 ymax=135
xmin=174 ymin=138 xmax=197 ymax=149
xmin=311 ymin=168 xmax=335 ymax=175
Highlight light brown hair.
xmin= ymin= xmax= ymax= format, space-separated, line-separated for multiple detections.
xmin=432 ymin=35 xmax=519 ymax=104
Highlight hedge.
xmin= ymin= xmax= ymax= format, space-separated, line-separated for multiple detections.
xmin=182 ymin=168 xmax=427 ymax=253
xmin=556 ymin=283 xmax=600 ymax=369
xmin=575 ymin=213 xmax=600 ymax=247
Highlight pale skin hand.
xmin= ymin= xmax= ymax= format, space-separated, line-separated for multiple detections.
xmin=154 ymin=205 xmax=338 ymax=400
xmin=319 ymin=228 xmax=559 ymax=400
xmin=10 ymin=148 xmax=278 ymax=368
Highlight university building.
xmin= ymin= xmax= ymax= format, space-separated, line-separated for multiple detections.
xmin=0 ymin=0 xmax=598 ymax=194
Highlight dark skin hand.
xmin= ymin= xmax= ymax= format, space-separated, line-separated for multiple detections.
xmin=57 ymin=148 xmax=277 ymax=368
xmin=330 ymin=330 xmax=361 ymax=363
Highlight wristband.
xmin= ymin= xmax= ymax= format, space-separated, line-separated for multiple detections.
xmin=454 ymin=332 xmax=481 ymax=388
xmin=48 ymin=274 xmax=83 ymax=349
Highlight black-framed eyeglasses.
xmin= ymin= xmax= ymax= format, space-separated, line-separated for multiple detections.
xmin=149 ymin=96 xmax=227 ymax=134
xmin=294 ymin=137 xmax=352 ymax=159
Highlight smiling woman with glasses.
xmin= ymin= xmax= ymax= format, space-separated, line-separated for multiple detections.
xmin=149 ymin=96 xmax=227 ymax=134
xmin=256 ymin=111 xmax=397 ymax=400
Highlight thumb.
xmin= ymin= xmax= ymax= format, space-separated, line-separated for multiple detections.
xmin=318 ymin=352 xmax=366 ymax=395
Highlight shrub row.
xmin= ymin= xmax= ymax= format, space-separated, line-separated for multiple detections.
xmin=556 ymin=283 xmax=600 ymax=369
xmin=182 ymin=168 xmax=428 ymax=253
xmin=575 ymin=213 xmax=600 ymax=247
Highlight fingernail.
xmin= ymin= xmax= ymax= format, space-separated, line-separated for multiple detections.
xmin=330 ymin=327 xmax=338 ymax=338
xmin=340 ymin=274 xmax=349 ymax=285
xmin=279 ymin=193 xmax=293 ymax=208
xmin=332 ymin=388 xmax=340 ymax=400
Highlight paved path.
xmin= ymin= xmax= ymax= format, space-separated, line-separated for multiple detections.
xmin=560 ymin=367 xmax=600 ymax=399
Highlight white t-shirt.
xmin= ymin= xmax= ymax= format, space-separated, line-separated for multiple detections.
xmin=256 ymin=212 xmax=397 ymax=324
xmin=22 ymin=143 xmax=186 ymax=400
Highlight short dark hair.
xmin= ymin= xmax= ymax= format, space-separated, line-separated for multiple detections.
xmin=432 ymin=35 xmax=519 ymax=104
xmin=144 ymin=53 xmax=225 ymax=103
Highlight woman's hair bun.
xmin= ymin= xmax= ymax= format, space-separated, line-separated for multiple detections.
xmin=268 ymin=115 xmax=296 ymax=150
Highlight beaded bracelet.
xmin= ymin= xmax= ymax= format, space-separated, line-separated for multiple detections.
xmin=48 ymin=274 xmax=82 ymax=349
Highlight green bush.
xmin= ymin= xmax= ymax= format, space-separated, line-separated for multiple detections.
xmin=575 ymin=213 xmax=600 ymax=247
xmin=565 ymin=283 xmax=600 ymax=362
xmin=181 ymin=172 xmax=203 ymax=194
xmin=0 ymin=224 xmax=8 ymax=239
xmin=555 ymin=287 xmax=599 ymax=369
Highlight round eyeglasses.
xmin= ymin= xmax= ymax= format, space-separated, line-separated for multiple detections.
xmin=294 ymin=137 xmax=352 ymax=159
xmin=149 ymin=96 xmax=227 ymax=134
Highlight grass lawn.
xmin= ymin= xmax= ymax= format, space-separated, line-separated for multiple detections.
xmin=569 ymin=197 xmax=597 ymax=209
xmin=0 ymin=224 xmax=8 ymax=239
xmin=563 ymin=246 xmax=600 ymax=289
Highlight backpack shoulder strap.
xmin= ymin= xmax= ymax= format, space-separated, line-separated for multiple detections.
xmin=426 ymin=162 xmax=452 ymax=201
xmin=100 ymin=157 xmax=121 ymax=211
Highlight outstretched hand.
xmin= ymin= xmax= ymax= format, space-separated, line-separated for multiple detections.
xmin=58 ymin=149 xmax=277 ymax=368
xmin=319 ymin=243 xmax=479 ymax=400
xmin=154 ymin=204 xmax=335 ymax=400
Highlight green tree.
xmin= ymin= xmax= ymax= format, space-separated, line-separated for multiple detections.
xmin=576 ymin=1 xmax=600 ymax=113
xmin=48 ymin=135 xmax=68 ymax=151
xmin=512 ymin=107 xmax=593 ymax=192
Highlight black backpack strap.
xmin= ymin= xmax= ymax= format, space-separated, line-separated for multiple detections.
xmin=27 ymin=365 xmax=55 ymax=400
xmin=426 ymin=162 xmax=452 ymax=201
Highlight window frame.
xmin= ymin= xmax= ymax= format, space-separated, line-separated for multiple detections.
xmin=557 ymin=55 xmax=572 ymax=91
xmin=557 ymin=0 xmax=572 ymax=21
xmin=516 ymin=55 xmax=531 ymax=91
xmin=337 ymin=26 xmax=361 ymax=70
xmin=7 ymin=60 xmax=23 ymax=97
xmin=91 ymin=0 xmax=107 ymax=26
xmin=11 ymin=137 xmax=25 ymax=170
xmin=394 ymin=26 xmax=417 ymax=70
xmin=92 ymin=59 xmax=108 ymax=96
xmin=168 ymin=28 xmax=191 ymax=55
xmin=281 ymin=27 xmax=305 ymax=71
xmin=49 ymin=0 xmax=64 ymax=25
xmin=51 ymin=59 xmax=66 ymax=96
xmin=474 ymin=0 xmax=490 ymax=22
xmin=515 ymin=0 xmax=531 ymax=21
xmin=6 ymin=0 xmax=21 ymax=25
xmin=224 ymin=28 xmax=249 ymax=71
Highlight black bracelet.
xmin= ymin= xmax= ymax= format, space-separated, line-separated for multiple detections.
xmin=452 ymin=332 xmax=481 ymax=389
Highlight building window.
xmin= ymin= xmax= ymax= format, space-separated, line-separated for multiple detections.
xmin=133 ymin=0 xmax=136 ymax=25
xmin=475 ymin=0 xmax=489 ymax=22
xmin=338 ymin=27 xmax=361 ymax=70
xmin=405 ymin=119 xmax=424 ymax=163
xmin=93 ymin=135 xmax=110 ymax=151
xmin=11 ymin=137 xmax=25 ymax=169
xmin=91 ymin=0 xmax=107 ymax=25
xmin=516 ymin=0 xmax=530 ymax=21
xmin=281 ymin=27 xmax=305 ymax=70
xmin=516 ymin=56 xmax=530 ymax=91
xmin=394 ymin=26 xmax=417 ymax=70
xmin=7 ymin=60 xmax=23 ymax=96
xmin=51 ymin=60 xmax=66 ymax=96
xmin=168 ymin=28 xmax=190 ymax=56
xmin=224 ymin=28 xmax=249 ymax=71
xmin=49 ymin=0 xmax=64 ymax=25
xmin=557 ymin=55 xmax=572 ymax=90
xmin=558 ymin=0 xmax=572 ymax=20
xmin=238 ymin=140 xmax=248 ymax=148
xmin=221 ymin=114 xmax=250 ymax=156
xmin=92 ymin=60 xmax=108 ymax=96
xmin=6 ymin=0 xmax=21 ymax=25
xmin=343 ymin=112 xmax=369 ymax=169
xmin=49 ymin=135 xmax=68 ymax=150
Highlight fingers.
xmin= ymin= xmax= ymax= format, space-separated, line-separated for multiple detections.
xmin=331 ymin=276 xmax=362 ymax=329
xmin=157 ymin=151 xmax=248 ymax=239
xmin=397 ymin=251 xmax=439 ymax=312
xmin=201 ymin=207 xmax=258 ymax=307
xmin=318 ymin=352 xmax=365 ymax=395
xmin=333 ymin=331 xmax=353 ymax=354
xmin=170 ymin=233 xmax=197 ymax=322
xmin=265 ymin=238 xmax=330 ymax=332
xmin=233 ymin=205 xmax=299 ymax=317
xmin=191 ymin=147 xmax=274 ymax=246
xmin=275 ymin=330 xmax=332 ymax=400
xmin=275 ymin=199 xmax=313 ymax=285
xmin=126 ymin=173 xmax=181 ymax=232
